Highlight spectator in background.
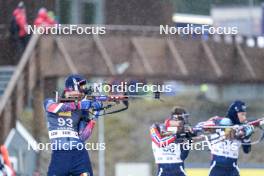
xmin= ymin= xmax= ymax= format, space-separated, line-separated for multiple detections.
xmin=9 ymin=1 xmax=30 ymax=55
xmin=34 ymin=8 xmax=56 ymax=27
xmin=48 ymin=11 xmax=57 ymax=23
xmin=0 ymin=145 xmax=16 ymax=176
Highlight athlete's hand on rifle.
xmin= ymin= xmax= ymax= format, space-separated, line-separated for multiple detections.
xmin=92 ymin=101 xmax=103 ymax=111
xmin=235 ymin=124 xmax=254 ymax=139
xmin=80 ymin=99 xmax=92 ymax=110
xmin=79 ymin=99 xmax=103 ymax=119
xmin=90 ymin=101 xmax=103 ymax=119
xmin=171 ymin=126 xmax=197 ymax=143
xmin=183 ymin=126 xmax=196 ymax=139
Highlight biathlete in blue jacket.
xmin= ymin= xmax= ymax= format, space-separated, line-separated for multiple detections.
xmin=44 ymin=74 xmax=102 ymax=176
xmin=198 ymin=100 xmax=254 ymax=176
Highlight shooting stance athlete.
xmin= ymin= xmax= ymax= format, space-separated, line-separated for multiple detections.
xmin=199 ymin=100 xmax=254 ymax=176
xmin=44 ymin=74 xmax=102 ymax=176
xmin=150 ymin=107 xmax=195 ymax=176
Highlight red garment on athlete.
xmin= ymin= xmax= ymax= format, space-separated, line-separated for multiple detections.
xmin=150 ymin=123 xmax=176 ymax=147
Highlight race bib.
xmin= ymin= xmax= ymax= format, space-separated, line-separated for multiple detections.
xmin=211 ymin=139 xmax=241 ymax=159
xmin=152 ymin=142 xmax=183 ymax=163
xmin=49 ymin=130 xmax=79 ymax=139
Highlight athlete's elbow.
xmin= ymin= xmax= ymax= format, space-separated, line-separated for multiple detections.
xmin=79 ymin=134 xmax=92 ymax=142
xmin=243 ymin=146 xmax=251 ymax=154
xmin=244 ymin=149 xmax=251 ymax=154
xmin=79 ymin=128 xmax=93 ymax=141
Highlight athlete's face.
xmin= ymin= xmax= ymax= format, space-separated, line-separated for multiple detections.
xmin=168 ymin=120 xmax=184 ymax=133
xmin=65 ymin=90 xmax=82 ymax=98
xmin=237 ymin=112 xmax=247 ymax=123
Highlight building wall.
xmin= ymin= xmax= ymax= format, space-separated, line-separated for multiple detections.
xmin=206 ymin=84 xmax=264 ymax=102
xmin=0 ymin=0 xmax=174 ymax=28
xmin=54 ymin=0 xmax=173 ymax=25
xmin=211 ymin=6 xmax=262 ymax=36
xmin=105 ymin=0 xmax=174 ymax=25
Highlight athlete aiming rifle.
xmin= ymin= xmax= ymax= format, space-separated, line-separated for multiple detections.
xmin=150 ymin=106 xmax=204 ymax=176
xmin=56 ymin=81 xmax=161 ymax=116
xmin=195 ymin=100 xmax=257 ymax=176
xmin=43 ymin=74 xmax=103 ymax=176
xmin=44 ymin=75 xmax=159 ymax=175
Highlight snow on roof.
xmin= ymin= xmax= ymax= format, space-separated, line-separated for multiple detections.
xmin=172 ymin=13 xmax=213 ymax=25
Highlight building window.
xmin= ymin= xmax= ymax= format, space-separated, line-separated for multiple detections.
xmin=56 ymin=0 xmax=97 ymax=24
xmin=58 ymin=0 xmax=71 ymax=24
xmin=82 ymin=2 xmax=96 ymax=24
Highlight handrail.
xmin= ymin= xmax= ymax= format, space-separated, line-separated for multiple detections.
xmin=0 ymin=34 xmax=40 ymax=115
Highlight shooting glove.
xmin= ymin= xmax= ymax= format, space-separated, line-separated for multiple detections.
xmin=236 ymin=124 xmax=254 ymax=139
xmin=80 ymin=99 xmax=92 ymax=110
